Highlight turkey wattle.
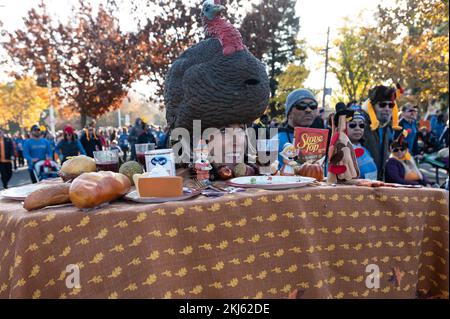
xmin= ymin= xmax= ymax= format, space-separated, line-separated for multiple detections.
xmin=164 ymin=0 xmax=270 ymax=133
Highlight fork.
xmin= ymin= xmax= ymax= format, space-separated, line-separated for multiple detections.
xmin=191 ymin=178 xmax=209 ymax=192
xmin=192 ymin=178 xmax=226 ymax=194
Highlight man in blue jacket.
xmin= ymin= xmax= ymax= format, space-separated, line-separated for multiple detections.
xmin=23 ymin=125 xmax=52 ymax=183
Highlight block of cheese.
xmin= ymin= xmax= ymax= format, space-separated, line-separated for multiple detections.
xmin=134 ymin=175 xmax=184 ymax=198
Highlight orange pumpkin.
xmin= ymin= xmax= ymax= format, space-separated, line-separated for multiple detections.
xmin=296 ymin=162 xmax=324 ymax=181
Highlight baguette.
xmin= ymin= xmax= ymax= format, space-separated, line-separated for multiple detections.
xmin=24 ymin=183 xmax=71 ymax=211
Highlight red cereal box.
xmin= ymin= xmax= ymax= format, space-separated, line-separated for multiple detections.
xmin=294 ymin=127 xmax=329 ymax=164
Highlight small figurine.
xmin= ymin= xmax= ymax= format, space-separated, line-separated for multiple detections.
xmin=279 ymin=143 xmax=299 ymax=176
xmin=194 ymin=139 xmax=212 ymax=182
xmin=327 ymin=110 xmax=363 ymax=183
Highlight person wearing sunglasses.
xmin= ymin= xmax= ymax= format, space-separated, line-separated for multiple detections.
xmin=385 ymin=131 xmax=431 ymax=186
xmin=399 ymin=104 xmax=419 ymax=155
xmin=346 ymin=111 xmax=378 ymax=180
xmin=274 ymin=88 xmax=327 ymax=168
xmin=23 ymin=124 xmax=53 ymax=183
xmin=362 ymin=85 xmax=401 ymax=180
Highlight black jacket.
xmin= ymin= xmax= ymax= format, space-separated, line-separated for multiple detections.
xmin=362 ymin=112 xmax=393 ymax=181
xmin=0 ymin=137 xmax=14 ymax=161
xmin=80 ymin=134 xmax=102 ymax=158
xmin=137 ymin=131 xmax=157 ymax=145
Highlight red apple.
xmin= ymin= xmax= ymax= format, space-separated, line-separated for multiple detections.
xmin=217 ymin=166 xmax=233 ymax=180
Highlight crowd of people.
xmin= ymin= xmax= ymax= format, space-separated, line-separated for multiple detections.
xmin=249 ymin=86 xmax=449 ymax=189
xmin=264 ymin=86 xmax=449 ymax=188
xmin=0 ymin=84 xmax=448 ymax=190
xmin=0 ymin=120 xmax=170 ymax=188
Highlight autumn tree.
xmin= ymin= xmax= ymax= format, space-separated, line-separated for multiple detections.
xmin=128 ymin=0 xmax=201 ymax=102
xmin=0 ymin=77 xmax=50 ymax=130
xmin=364 ymin=0 xmax=449 ymax=108
xmin=330 ymin=24 xmax=374 ymax=103
xmin=3 ymin=1 xmax=153 ymax=127
xmin=240 ymin=0 xmax=300 ymax=98
xmin=127 ymin=0 xmax=245 ymax=102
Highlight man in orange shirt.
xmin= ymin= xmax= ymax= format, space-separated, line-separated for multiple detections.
xmin=0 ymin=127 xmax=14 ymax=189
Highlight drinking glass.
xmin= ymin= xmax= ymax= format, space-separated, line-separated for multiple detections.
xmin=135 ymin=143 xmax=156 ymax=170
xmin=93 ymin=150 xmax=120 ymax=172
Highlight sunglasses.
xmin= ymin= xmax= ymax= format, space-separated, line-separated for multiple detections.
xmin=348 ymin=123 xmax=365 ymax=129
xmin=293 ymin=101 xmax=319 ymax=111
xmin=392 ymin=147 xmax=406 ymax=153
xmin=32 ymin=129 xmax=41 ymax=132
xmin=407 ymin=109 xmax=418 ymax=113
xmin=378 ymin=102 xmax=395 ymax=109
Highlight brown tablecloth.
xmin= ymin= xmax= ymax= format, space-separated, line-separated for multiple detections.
xmin=0 ymin=185 xmax=448 ymax=299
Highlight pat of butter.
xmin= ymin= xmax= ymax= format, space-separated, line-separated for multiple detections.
xmin=133 ymin=174 xmax=183 ymax=198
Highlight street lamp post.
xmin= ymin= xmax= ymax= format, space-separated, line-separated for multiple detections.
xmin=322 ymin=27 xmax=330 ymax=111
xmin=45 ymin=63 xmax=56 ymax=138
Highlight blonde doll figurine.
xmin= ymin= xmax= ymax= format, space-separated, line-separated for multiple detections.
xmin=279 ymin=143 xmax=299 ymax=176
xmin=194 ymin=139 xmax=212 ymax=182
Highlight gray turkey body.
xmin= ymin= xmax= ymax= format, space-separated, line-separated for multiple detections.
xmin=164 ymin=38 xmax=270 ymax=133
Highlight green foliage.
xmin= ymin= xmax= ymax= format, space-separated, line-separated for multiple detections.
xmin=269 ymin=40 xmax=310 ymax=117
xmin=330 ymin=24 xmax=373 ymax=103
xmin=240 ymin=0 xmax=300 ymax=97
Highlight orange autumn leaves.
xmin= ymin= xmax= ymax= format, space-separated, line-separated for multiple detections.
xmin=0 ymin=77 xmax=54 ymax=130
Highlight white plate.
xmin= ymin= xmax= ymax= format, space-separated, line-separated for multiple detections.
xmin=0 ymin=184 xmax=48 ymax=201
xmin=124 ymin=189 xmax=201 ymax=203
xmin=227 ymin=175 xmax=316 ymax=190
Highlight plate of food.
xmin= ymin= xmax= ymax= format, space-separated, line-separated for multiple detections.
xmin=227 ymin=175 xmax=316 ymax=190
xmin=0 ymin=183 xmax=51 ymax=201
xmin=124 ymin=188 xmax=201 ymax=203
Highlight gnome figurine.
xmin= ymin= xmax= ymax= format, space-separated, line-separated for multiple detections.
xmin=327 ymin=110 xmax=363 ymax=184
xmin=194 ymin=139 xmax=212 ymax=182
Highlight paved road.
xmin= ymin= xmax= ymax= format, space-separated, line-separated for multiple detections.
xmin=0 ymin=166 xmax=32 ymax=190
xmin=1 ymin=162 xmax=448 ymax=191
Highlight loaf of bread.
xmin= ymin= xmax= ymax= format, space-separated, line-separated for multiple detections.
xmin=69 ymin=171 xmax=131 ymax=209
xmin=24 ymin=183 xmax=71 ymax=211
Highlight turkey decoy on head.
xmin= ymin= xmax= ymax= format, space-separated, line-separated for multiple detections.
xmin=164 ymin=0 xmax=270 ymax=140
